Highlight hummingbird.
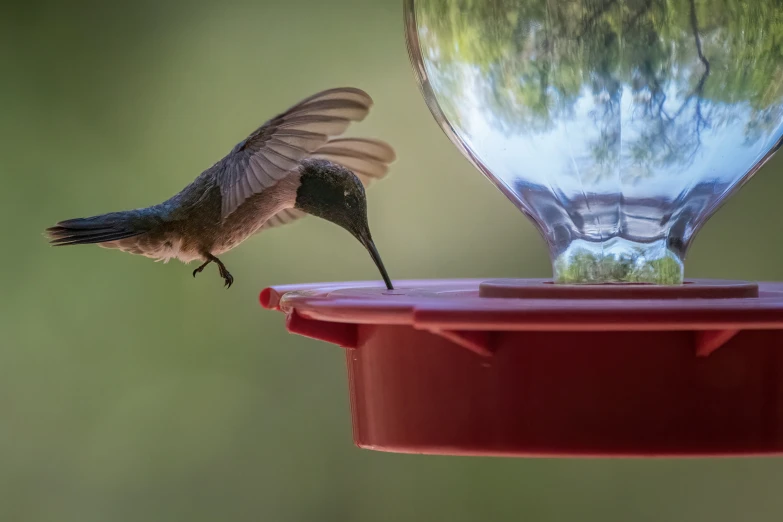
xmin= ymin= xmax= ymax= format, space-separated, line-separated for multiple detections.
xmin=45 ymin=87 xmax=395 ymax=289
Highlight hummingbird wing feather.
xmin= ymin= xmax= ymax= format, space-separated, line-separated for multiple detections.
xmin=311 ymin=138 xmax=396 ymax=185
xmin=261 ymin=208 xmax=308 ymax=228
xmin=219 ymin=88 xmax=374 ymax=218
xmin=259 ymin=138 xmax=396 ymax=231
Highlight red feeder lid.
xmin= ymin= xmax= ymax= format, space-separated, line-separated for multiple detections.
xmin=261 ymin=279 xmax=783 ymax=457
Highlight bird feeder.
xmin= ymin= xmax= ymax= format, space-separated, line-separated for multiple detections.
xmin=261 ymin=0 xmax=783 ymax=457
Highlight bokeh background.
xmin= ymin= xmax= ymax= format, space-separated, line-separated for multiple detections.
xmin=2 ymin=1 xmax=783 ymax=521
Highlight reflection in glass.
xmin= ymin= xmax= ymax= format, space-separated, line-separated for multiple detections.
xmin=405 ymin=0 xmax=783 ymax=283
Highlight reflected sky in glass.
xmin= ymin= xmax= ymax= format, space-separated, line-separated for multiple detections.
xmin=408 ymin=0 xmax=783 ymax=265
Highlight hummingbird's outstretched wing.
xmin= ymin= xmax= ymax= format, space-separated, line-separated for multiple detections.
xmin=312 ymin=137 xmax=396 ymax=184
xmin=219 ymin=87 xmax=374 ymax=218
xmin=259 ymin=137 xmax=396 ymax=230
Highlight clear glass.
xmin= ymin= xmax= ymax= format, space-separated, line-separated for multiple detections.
xmin=405 ymin=0 xmax=783 ymax=284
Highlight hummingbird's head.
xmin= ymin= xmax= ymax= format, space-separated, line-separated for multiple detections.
xmin=294 ymin=159 xmax=393 ymax=290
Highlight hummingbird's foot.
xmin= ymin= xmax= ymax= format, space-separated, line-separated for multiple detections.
xmin=192 ymin=259 xmax=211 ymax=278
xmin=193 ymin=254 xmax=233 ymax=288
xmin=217 ymin=263 xmax=234 ymax=288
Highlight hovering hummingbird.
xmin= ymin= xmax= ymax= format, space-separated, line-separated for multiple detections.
xmin=45 ymin=87 xmax=395 ymax=289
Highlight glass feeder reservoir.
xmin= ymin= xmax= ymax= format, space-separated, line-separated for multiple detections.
xmin=407 ymin=0 xmax=783 ymax=284
xmin=262 ymin=0 xmax=783 ymax=457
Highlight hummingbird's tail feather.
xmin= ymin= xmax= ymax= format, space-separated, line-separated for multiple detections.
xmin=46 ymin=212 xmax=149 ymax=246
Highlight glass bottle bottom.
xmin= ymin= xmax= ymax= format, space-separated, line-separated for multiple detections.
xmin=553 ymin=238 xmax=684 ymax=285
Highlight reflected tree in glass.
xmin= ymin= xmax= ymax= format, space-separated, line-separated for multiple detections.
xmin=406 ymin=0 xmax=783 ymax=283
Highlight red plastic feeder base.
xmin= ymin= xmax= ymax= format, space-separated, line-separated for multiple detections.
xmin=260 ymin=279 xmax=783 ymax=457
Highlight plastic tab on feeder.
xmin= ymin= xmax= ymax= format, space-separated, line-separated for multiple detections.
xmin=262 ymin=0 xmax=783 ymax=457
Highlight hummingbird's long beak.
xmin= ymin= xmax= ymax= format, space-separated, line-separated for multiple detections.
xmin=360 ymin=236 xmax=394 ymax=291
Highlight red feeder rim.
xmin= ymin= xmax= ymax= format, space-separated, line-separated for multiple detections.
xmin=261 ymin=279 xmax=783 ymax=457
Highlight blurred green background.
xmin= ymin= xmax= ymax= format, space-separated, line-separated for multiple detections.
xmin=2 ymin=1 xmax=783 ymax=521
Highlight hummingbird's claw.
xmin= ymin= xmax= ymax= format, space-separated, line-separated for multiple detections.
xmin=214 ymin=259 xmax=233 ymax=289
xmin=194 ymin=254 xmax=232 ymax=288
xmin=220 ymin=268 xmax=234 ymax=289
xmin=193 ymin=259 xmax=210 ymax=278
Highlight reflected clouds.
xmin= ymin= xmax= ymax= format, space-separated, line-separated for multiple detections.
xmin=407 ymin=0 xmax=783 ymax=280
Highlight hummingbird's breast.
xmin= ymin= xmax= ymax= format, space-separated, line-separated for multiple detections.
xmin=211 ymin=176 xmax=301 ymax=255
